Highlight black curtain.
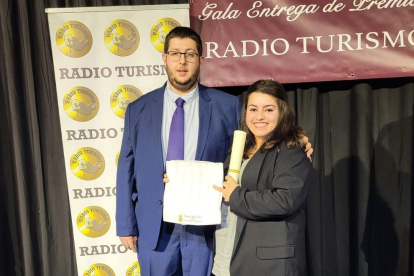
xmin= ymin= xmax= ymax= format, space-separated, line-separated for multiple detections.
xmin=0 ymin=0 xmax=412 ymax=275
xmin=290 ymin=80 xmax=414 ymax=276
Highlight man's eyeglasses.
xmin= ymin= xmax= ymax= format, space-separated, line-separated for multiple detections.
xmin=167 ymin=51 xmax=200 ymax=62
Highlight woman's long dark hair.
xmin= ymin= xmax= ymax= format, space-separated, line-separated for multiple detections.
xmin=240 ymin=79 xmax=306 ymax=159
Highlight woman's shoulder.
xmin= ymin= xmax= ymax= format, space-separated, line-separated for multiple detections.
xmin=266 ymin=140 xmax=299 ymax=152
xmin=276 ymin=140 xmax=308 ymax=160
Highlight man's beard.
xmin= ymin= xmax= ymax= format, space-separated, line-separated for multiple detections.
xmin=166 ymin=66 xmax=200 ymax=93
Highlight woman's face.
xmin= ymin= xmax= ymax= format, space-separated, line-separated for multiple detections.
xmin=246 ymin=92 xmax=279 ymax=145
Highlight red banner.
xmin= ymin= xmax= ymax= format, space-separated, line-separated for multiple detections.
xmin=189 ymin=0 xmax=414 ymax=86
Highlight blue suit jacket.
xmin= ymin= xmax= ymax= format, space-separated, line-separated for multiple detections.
xmin=116 ymin=83 xmax=241 ymax=249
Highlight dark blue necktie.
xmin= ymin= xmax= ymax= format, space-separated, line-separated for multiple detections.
xmin=166 ymin=98 xmax=185 ymax=161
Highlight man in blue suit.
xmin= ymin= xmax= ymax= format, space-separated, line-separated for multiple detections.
xmin=116 ymin=27 xmax=241 ymax=276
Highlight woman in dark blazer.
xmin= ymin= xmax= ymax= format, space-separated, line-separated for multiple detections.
xmin=213 ymin=79 xmax=313 ymax=276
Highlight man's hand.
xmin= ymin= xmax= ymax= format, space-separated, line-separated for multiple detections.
xmin=300 ymin=135 xmax=313 ymax=162
xmin=119 ymin=236 xmax=138 ymax=253
xmin=163 ymin=174 xmax=169 ymax=183
xmin=213 ymin=175 xmax=239 ymax=202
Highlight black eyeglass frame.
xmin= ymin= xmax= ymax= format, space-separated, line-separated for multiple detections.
xmin=166 ymin=51 xmax=200 ymax=62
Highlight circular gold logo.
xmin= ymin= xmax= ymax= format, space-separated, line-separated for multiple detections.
xmin=105 ymin=20 xmax=140 ymax=56
xmin=84 ymin=263 xmax=115 ymax=276
xmin=70 ymin=147 xmax=105 ymax=180
xmin=56 ymin=21 xmax=93 ymax=58
xmin=110 ymin=85 xmax=142 ymax=119
xmin=126 ymin=261 xmax=141 ymax=276
xmin=150 ymin=18 xmax=182 ymax=53
xmin=77 ymin=206 xmax=111 ymax=238
xmin=63 ymin=86 xmax=99 ymax=122
xmin=116 ymin=151 xmax=120 ymax=166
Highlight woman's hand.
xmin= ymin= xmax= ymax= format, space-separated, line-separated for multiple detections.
xmin=213 ymin=175 xmax=239 ymax=202
xmin=163 ymin=174 xmax=169 ymax=183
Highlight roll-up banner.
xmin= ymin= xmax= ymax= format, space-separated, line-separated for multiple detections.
xmin=189 ymin=0 xmax=414 ymax=86
xmin=46 ymin=5 xmax=189 ymax=275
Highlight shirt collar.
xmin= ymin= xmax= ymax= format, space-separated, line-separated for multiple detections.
xmin=165 ymin=82 xmax=199 ymax=105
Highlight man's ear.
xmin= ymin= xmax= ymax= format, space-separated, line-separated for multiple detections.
xmin=199 ymin=56 xmax=205 ymax=67
xmin=162 ymin=53 xmax=167 ymax=66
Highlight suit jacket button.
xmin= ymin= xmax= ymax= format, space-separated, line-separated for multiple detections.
xmin=158 ymin=200 xmax=163 ymax=205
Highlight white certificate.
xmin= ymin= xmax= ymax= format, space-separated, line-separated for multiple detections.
xmin=163 ymin=160 xmax=223 ymax=225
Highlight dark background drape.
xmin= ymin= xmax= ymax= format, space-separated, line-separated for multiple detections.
xmin=0 ymin=0 xmax=412 ymax=275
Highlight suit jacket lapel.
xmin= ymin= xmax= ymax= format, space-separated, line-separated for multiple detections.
xmin=241 ymin=149 xmax=268 ymax=191
xmin=195 ymin=84 xmax=212 ymax=161
xmin=150 ymin=85 xmax=166 ymax=171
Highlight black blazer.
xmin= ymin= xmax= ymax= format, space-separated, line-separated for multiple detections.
xmin=228 ymin=141 xmax=312 ymax=276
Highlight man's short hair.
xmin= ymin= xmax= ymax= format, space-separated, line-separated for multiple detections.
xmin=164 ymin=27 xmax=203 ymax=56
